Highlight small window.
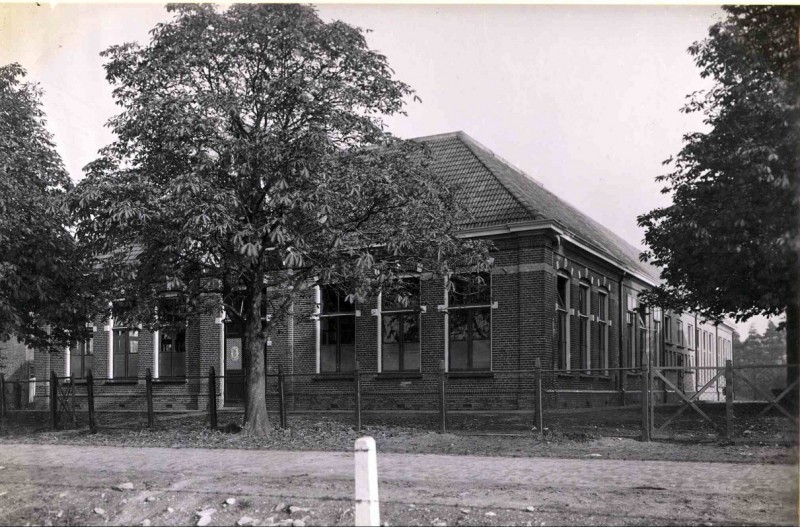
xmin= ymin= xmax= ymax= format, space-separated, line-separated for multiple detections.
xmin=382 ymin=277 xmax=420 ymax=311
xmin=449 ymin=272 xmax=491 ymax=307
xmin=321 ymin=285 xmax=356 ymax=314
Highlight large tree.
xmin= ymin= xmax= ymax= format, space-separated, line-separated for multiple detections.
xmin=638 ymin=7 xmax=800 ymax=386
xmin=72 ymin=4 xmax=490 ymax=436
xmin=0 ymin=63 xmax=88 ymax=353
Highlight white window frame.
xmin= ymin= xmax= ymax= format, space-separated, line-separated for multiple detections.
xmin=315 ymin=284 xmax=357 ymax=374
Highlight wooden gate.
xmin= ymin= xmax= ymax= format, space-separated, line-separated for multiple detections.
xmin=50 ymin=371 xmax=77 ymax=429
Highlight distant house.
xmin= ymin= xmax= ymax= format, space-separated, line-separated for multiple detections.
xmin=31 ymin=131 xmax=733 ymax=411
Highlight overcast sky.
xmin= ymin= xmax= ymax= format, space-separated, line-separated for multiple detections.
xmin=0 ymin=3 xmax=771 ymax=336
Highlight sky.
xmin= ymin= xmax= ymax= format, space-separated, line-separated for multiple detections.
xmin=0 ymin=3 xmax=773 ymax=337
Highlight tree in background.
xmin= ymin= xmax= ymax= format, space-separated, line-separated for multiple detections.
xmin=734 ymin=322 xmax=787 ymax=400
xmin=638 ymin=7 xmax=800 ymax=387
xmin=72 ymin=4 xmax=491 ymax=436
xmin=0 ymin=63 xmax=89 ymax=355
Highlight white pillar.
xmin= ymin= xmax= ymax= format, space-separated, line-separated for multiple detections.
xmin=354 ymin=436 xmax=380 ymax=527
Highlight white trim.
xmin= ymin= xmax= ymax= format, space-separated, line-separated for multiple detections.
xmin=108 ymin=316 xmax=114 ymax=378
xmin=314 ymin=285 xmax=321 ymax=374
xmin=64 ymin=346 xmax=70 ymax=378
xmin=217 ymin=309 xmax=225 ymax=409
xmin=457 ymin=219 xmax=564 ymax=239
xmin=560 ymin=233 xmax=659 ymax=288
xmin=376 ymin=292 xmax=382 ymax=373
xmin=153 ymin=330 xmax=160 ymax=378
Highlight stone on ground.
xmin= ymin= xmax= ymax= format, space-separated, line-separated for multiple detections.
xmin=226 ymin=497 xmax=237 ymax=506
xmin=93 ymin=508 xmax=105 ymax=516
xmin=236 ymin=516 xmax=257 ymax=526
xmin=141 ymin=520 xmax=151 ymax=526
xmin=113 ymin=482 xmax=135 ymax=491
xmin=526 ymin=506 xmax=536 ymax=512
xmin=485 ymin=511 xmax=497 ymax=517
xmin=289 ymin=506 xmax=309 ymax=514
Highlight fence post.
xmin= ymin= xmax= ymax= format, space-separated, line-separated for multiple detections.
xmin=207 ymin=366 xmax=218 ymax=430
xmin=534 ymin=359 xmax=543 ymax=438
xmin=0 ymin=373 xmax=6 ymax=420
xmin=621 ymin=370 xmax=628 ymax=406
xmin=278 ymin=364 xmax=286 ymax=429
xmin=641 ymin=362 xmax=650 ymax=442
xmin=87 ymin=370 xmax=96 ymax=433
xmin=14 ymin=381 xmax=22 ymax=410
xmin=354 ymin=436 xmax=380 ymax=526
xmin=438 ymin=359 xmax=447 ymax=434
xmin=145 ymin=368 xmax=154 ymax=429
xmin=354 ymin=361 xmax=362 ymax=432
xmin=725 ymin=359 xmax=734 ymax=440
xmin=50 ymin=370 xmax=59 ymax=430
xmin=70 ymin=374 xmax=76 ymax=428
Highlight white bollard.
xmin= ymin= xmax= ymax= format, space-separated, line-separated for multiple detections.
xmin=354 ymin=436 xmax=380 ymax=527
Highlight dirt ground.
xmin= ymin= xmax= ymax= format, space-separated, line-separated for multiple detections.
xmin=0 ymin=443 xmax=796 ymax=527
xmin=0 ymin=410 xmax=796 ymax=465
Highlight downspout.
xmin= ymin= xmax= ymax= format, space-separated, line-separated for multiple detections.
xmin=618 ymin=270 xmax=627 ymax=391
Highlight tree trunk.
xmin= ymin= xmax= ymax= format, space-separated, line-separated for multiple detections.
xmin=242 ymin=289 xmax=271 ymax=437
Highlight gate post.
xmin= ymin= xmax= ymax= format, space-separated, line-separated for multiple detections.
xmin=145 ymin=368 xmax=154 ymax=428
xmin=354 ymin=361 xmax=362 ymax=432
xmin=354 ymin=436 xmax=380 ymax=526
xmin=438 ymin=360 xmax=447 ymax=434
xmin=208 ymin=366 xmax=218 ymax=430
xmin=50 ymin=370 xmax=59 ymax=430
xmin=641 ymin=362 xmax=650 ymax=442
xmin=87 ymin=370 xmax=97 ymax=433
xmin=725 ymin=359 xmax=734 ymax=440
xmin=278 ymin=364 xmax=286 ymax=429
xmin=534 ymin=358 xmax=543 ymax=438
xmin=70 ymin=374 xmax=76 ymax=428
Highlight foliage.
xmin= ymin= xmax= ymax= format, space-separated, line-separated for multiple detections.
xmin=0 ymin=63 xmax=89 ymax=352
xmin=734 ymin=322 xmax=787 ymax=399
xmin=638 ymin=6 xmax=800 ymax=323
xmin=71 ymin=4 xmax=491 ymax=435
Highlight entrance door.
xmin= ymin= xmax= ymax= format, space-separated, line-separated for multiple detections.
xmin=224 ymin=322 xmax=245 ymax=406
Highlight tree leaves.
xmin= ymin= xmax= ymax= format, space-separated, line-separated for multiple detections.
xmin=638 ymin=7 xmax=799 ymax=323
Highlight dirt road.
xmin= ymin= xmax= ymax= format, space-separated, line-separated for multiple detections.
xmin=0 ymin=443 xmax=795 ymax=526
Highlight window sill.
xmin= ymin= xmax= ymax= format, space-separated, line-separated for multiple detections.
xmin=375 ymin=372 xmax=423 ymax=380
xmin=152 ymin=378 xmax=187 ymax=385
xmin=104 ymin=379 xmax=138 ymax=385
xmin=447 ymin=371 xmax=493 ymax=379
xmin=556 ymin=372 xmax=577 ymax=379
xmin=312 ymin=373 xmax=355 ymax=381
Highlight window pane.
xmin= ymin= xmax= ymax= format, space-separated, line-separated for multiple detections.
xmin=320 ymin=345 xmax=337 ymax=372
xmin=382 ymin=277 xmax=420 ymax=310
xmin=159 ymin=353 xmax=172 ymax=377
xmin=339 ymin=316 xmax=355 ymax=345
xmin=321 ymin=286 xmax=339 ymax=314
xmin=403 ymin=314 xmax=419 ymax=343
xmin=449 ymin=310 xmax=468 ymax=340
xmin=598 ymin=295 xmax=606 ymax=320
xmin=382 ymin=315 xmax=400 ymax=344
xmin=321 ymin=317 xmax=338 ymax=346
xmin=404 ymin=342 xmax=421 ymax=371
xmin=449 ymin=273 xmax=490 ymax=306
xmin=472 ymin=309 xmax=490 ymax=340
xmin=557 ymin=276 xmax=568 ymax=309
xmin=449 ymin=341 xmax=468 ymax=370
xmin=339 ymin=344 xmax=355 ymax=372
xmin=472 ymin=339 xmax=491 ymax=370
xmin=382 ymin=342 xmax=400 ymax=371
xmin=557 ymin=312 xmax=567 ymax=369
xmin=84 ymin=355 xmax=93 ymax=378
xmin=70 ymin=354 xmax=81 ymax=378
xmin=174 ymin=353 xmax=185 ymax=378
xmin=127 ymin=352 xmax=138 ymax=379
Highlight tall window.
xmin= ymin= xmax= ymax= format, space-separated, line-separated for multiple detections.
xmin=158 ymin=298 xmax=186 ymax=378
xmin=113 ymin=328 xmax=139 ymax=379
xmin=381 ymin=278 xmax=421 ymax=372
xmin=688 ymin=324 xmax=695 ymax=349
xmin=652 ymin=308 xmax=662 ymax=367
xmin=664 ymin=315 xmax=672 ymax=343
xmin=578 ymin=283 xmax=590 ymax=371
xmin=448 ymin=273 xmax=491 ymax=371
xmin=556 ymin=274 xmax=569 ymax=370
xmin=627 ymin=312 xmax=636 ymax=368
xmin=70 ymin=332 xmax=94 ymax=379
xmin=597 ymin=290 xmax=609 ymax=374
xmin=677 ymin=321 xmax=684 ymax=346
xmin=320 ymin=285 xmax=355 ymax=373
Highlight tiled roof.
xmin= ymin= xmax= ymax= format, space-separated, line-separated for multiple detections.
xmin=416 ymin=131 xmax=661 ymax=283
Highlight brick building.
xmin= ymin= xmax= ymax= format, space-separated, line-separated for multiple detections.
xmin=32 ymin=131 xmax=733 ymax=411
